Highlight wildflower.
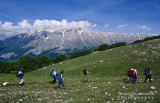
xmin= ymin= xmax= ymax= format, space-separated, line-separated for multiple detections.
xmin=154 ymin=91 xmax=158 ymax=93
xmin=108 ymin=82 xmax=111 ymax=84
xmin=105 ymin=92 xmax=108 ymax=95
xmin=37 ymin=98 xmax=43 ymax=101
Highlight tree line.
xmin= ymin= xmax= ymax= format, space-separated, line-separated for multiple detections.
xmin=0 ymin=35 xmax=159 ymax=74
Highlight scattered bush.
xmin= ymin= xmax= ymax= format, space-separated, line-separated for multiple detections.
xmin=110 ymin=42 xmax=127 ymax=48
xmin=133 ymin=35 xmax=160 ymax=44
xmin=70 ymin=49 xmax=95 ymax=59
xmin=97 ymin=44 xmax=110 ymax=51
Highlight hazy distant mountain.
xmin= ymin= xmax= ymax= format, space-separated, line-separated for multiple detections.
xmin=0 ymin=28 xmax=149 ymax=61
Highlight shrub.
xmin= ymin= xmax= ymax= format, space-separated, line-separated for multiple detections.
xmin=97 ymin=44 xmax=109 ymax=51
xmin=70 ymin=49 xmax=94 ymax=59
xmin=110 ymin=42 xmax=127 ymax=48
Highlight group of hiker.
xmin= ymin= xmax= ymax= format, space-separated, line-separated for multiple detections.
xmin=49 ymin=67 xmax=90 ymax=89
xmin=16 ymin=67 xmax=90 ymax=88
xmin=127 ymin=67 xmax=152 ymax=83
xmin=50 ymin=69 xmax=66 ymax=89
xmin=127 ymin=67 xmax=138 ymax=83
xmin=16 ymin=66 xmax=152 ymax=88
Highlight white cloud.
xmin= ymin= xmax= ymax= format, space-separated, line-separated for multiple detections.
xmin=104 ymin=24 xmax=110 ymax=28
xmin=0 ymin=19 xmax=96 ymax=38
xmin=138 ymin=25 xmax=151 ymax=31
xmin=116 ymin=24 xmax=127 ymax=29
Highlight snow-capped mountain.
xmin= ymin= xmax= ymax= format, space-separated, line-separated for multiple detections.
xmin=0 ymin=28 xmax=149 ymax=61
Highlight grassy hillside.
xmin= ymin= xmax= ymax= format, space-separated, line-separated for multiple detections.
xmin=0 ymin=39 xmax=160 ymax=103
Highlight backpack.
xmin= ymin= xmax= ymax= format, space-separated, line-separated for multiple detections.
xmin=16 ymin=71 xmax=24 ymax=78
xmin=128 ymin=70 xmax=132 ymax=77
xmin=50 ymin=70 xmax=54 ymax=77
xmin=131 ymin=70 xmax=135 ymax=76
xmin=16 ymin=71 xmax=20 ymax=78
xmin=144 ymin=68 xmax=149 ymax=75
xmin=83 ymin=70 xmax=87 ymax=75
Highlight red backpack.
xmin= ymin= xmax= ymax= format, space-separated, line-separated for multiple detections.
xmin=131 ymin=70 xmax=135 ymax=76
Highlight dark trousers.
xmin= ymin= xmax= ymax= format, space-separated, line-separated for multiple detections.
xmin=130 ymin=76 xmax=137 ymax=83
xmin=145 ymin=75 xmax=151 ymax=83
xmin=130 ymin=76 xmax=133 ymax=83
xmin=57 ymin=80 xmax=65 ymax=88
xmin=52 ymin=76 xmax=56 ymax=84
xmin=134 ymin=76 xmax=137 ymax=82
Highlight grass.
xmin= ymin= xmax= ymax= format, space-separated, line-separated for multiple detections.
xmin=0 ymin=39 xmax=160 ymax=103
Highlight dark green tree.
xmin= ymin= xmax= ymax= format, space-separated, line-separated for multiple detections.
xmin=70 ymin=49 xmax=94 ymax=59
xmin=17 ymin=55 xmax=37 ymax=72
xmin=110 ymin=42 xmax=127 ymax=48
xmin=35 ymin=55 xmax=51 ymax=68
xmin=97 ymin=44 xmax=109 ymax=51
xmin=51 ymin=54 xmax=66 ymax=63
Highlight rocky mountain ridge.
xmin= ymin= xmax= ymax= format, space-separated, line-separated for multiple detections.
xmin=0 ymin=28 xmax=149 ymax=61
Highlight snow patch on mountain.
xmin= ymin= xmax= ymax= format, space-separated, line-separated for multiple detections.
xmin=0 ymin=52 xmax=17 ymax=59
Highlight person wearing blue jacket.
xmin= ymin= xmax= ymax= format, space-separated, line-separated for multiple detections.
xmin=144 ymin=67 xmax=152 ymax=83
xmin=56 ymin=70 xmax=66 ymax=89
xmin=17 ymin=68 xmax=24 ymax=86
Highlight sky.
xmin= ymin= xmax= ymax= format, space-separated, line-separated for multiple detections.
xmin=0 ymin=0 xmax=160 ymax=39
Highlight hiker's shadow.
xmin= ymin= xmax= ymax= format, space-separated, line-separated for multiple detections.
xmin=123 ymin=79 xmax=144 ymax=84
xmin=123 ymin=79 xmax=130 ymax=84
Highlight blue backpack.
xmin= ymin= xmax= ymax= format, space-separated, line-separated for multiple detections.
xmin=16 ymin=71 xmax=20 ymax=78
xmin=50 ymin=70 xmax=54 ymax=77
xmin=83 ymin=70 xmax=87 ymax=75
xmin=144 ymin=68 xmax=149 ymax=75
xmin=16 ymin=71 xmax=22 ymax=78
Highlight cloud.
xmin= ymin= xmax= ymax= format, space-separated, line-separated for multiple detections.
xmin=138 ymin=25 xmax=151 ymax=31
xmin=116 ymin=24 xmax=127 ymax=29
xmin=0 ymin=19 xmax=96 ymax=38
xmin=104 ymin=24 xmax=110 ymax=28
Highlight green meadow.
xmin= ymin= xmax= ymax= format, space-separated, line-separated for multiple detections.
xmin=0 ymin=39 xmax=160 ymax=103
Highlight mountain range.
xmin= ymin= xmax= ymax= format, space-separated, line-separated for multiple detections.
xmin=0 ymin=28 xmax=149 ymax=61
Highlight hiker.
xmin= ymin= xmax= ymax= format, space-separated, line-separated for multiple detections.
xmin=144 ymin=67 xmax=152 ymax=83
xmin=83 ymin=67 xmax=90 ymax=82
xmin=56 ymin=70 xmax=66 ymax=89
xmin=50 ymin=69 xmax=57 ymax=84
xmin=127 ymin=68 xmax=132 ymax=81
xmin=131 ymin=68 xmax=135 ymax=83
xmin=17 ymin=68 xmax=24 ymax=86
xmin=127 ymin=68 xmax=132 ymax=83
xmin=133 ymin=67 xmax=138 ymax=83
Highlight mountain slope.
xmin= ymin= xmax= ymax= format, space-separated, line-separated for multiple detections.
xmin=0 ymin=28 xmax=149 ymax=61
xmin=0 ymin=39 xmax=160 ymax=102
xmin=30 ymin=38 xmax=160 ymax=77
